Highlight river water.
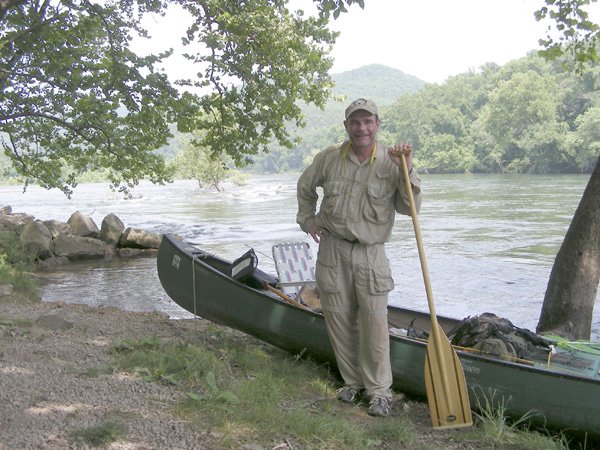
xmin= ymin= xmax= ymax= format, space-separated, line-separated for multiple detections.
xmin=2 ymin=173 xmax=599 ymax=339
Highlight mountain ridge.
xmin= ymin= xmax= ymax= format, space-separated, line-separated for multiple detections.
xmin=300 ymin=64 xmax=425 ymax=129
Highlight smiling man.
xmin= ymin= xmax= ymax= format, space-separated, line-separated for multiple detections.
xmin=296 ymin=97 xmax=422 ymax=417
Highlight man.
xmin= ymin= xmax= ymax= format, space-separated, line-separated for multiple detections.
xmin=296 ymin=98 xmax=422 ymax=417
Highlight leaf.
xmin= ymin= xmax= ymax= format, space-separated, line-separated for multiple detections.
xmin=186 ymin=392 xmax=204 ymax=401
xmin=205 ymin=371 xmax=218 ymax=393
xmin=216 ymin=391 xmax=240 ymax=404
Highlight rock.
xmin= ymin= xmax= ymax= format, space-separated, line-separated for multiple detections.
xmin=35 ymin=256 xmax=71 ymax=269
xmin=67 ymin=211 xmax=100 ymax=238
xmin=20 ymin=220 xmax=53 ymax=260
xmin=35 ymin=314 xmax=74 ymax=331
xmin=116 ymin=247 xmax=156 ymax=257
xmin=1 ymin=206 xmax=12 ymax=214
xmin=53 ymin=234 xmax=110 ymax=260
xmin=119 ymin=227 xmax=161 ymax=249
xmin=0 ymin=212 xmax=35 ymax=233
xmin=42 ymin=219 xmax=72 ymax=239
xmin=99 ymin=213 xmax=125 ymax=246
xmin=0 ymin=284 xmax=14 ymax=296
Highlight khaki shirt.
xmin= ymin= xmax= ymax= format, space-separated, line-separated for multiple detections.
xmin=297 ymin=140 xmax=422 ymax=245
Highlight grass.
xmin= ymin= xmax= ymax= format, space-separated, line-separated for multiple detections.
xmin=111 ymin=327 xmax=578 ymax=450
xmin=465 ymin=387 xmax=572 ymax=449
xmin=70 ymin=420 xmax=126 ymax=446
xmin=0 ymin=231 xmax=39 ymax=299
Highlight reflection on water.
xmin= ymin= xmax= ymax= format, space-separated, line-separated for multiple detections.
xmin=4 ymin=173 xmax=598 ymax=338
xmin=37 ymin=256 xmax=194 ymax=319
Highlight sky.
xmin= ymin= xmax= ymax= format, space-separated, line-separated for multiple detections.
xmin=324 ymin=0 xmax=600 ymax=83
xmin=136 ymin=0 xmax=600 ymax=85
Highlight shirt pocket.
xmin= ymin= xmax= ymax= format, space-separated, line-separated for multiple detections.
xmin=363 ymin=172 xmax=393 ymax=224
xmin=322 ymin=181 xmax=345 ymax=218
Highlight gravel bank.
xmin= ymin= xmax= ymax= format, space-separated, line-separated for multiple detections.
xmin=0 ymin=297 xmax=221 ymax=449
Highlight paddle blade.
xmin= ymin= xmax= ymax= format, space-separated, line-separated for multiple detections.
xmin=424 ymin=324 xmax=473 ymax=429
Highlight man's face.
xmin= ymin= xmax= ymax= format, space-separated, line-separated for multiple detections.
xmin=344 ymin=110 xmax=380 ymax=150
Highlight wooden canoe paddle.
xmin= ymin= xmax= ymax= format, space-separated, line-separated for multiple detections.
xmin=398 ymin=153 xmax=473 ymax=429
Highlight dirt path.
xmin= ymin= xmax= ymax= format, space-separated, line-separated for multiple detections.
xmin=0 ymin=298 xmax=220 ymax=449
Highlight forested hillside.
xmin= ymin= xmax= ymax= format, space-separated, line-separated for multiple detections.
xmin=381 ymin=54 xmax=599 ymax=174
xmin=251 ymin=64 xmax=426 ymax=172
xmin=252 ymin=54 xmax=599 ymax=175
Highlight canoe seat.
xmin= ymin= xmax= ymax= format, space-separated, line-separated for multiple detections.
xmin=230 ymin=248 xmax=259 ymax=281
xmin=272 ymin=242 xmax=316 ymax=300
xmin=229 ymin=248 xmax=279 ymax=290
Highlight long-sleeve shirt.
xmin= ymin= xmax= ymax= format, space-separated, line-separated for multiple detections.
xmin=297 ymin=140 xmax=422 ymax=245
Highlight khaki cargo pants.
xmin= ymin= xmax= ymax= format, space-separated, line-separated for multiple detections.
xmin=315 ymin=235 xmax=394 ymax=399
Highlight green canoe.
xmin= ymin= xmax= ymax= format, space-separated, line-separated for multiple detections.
xmin=156 ymin=234 xmax=600 ymax=440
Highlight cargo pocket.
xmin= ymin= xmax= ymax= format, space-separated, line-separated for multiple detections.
xmin=316 ymin=260 xmax=339 ymax=294
xmin=368 ymin=264 xmax=394 ymax=295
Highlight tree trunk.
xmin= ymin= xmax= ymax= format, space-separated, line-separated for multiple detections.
xmin=537 ymin=156 xmax=600 ymax=340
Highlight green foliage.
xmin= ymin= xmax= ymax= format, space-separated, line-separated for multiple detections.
xmin=0 ymin=232 xmax=39 ymax=298
xmin=1 ymin=0 xmax=183 ymax=197
xmin=380 ymin=53 xmax=599 ymax=175
xmin=568 ymin=105 xmax=600 ymax=171
xmin=172 ymin=131 xmax=230 ymax=190
xmin=0 ymin=0 xmax=357 ymax=196
xmin=468 ymin=388 xmax=570 ymax=450
xmin=1 ymin=0 xmax=598 ymax=186
xmin=113 ymin=333 xmax=418 ymax=449
xmin=112 ymin=332 xmax=571 ymax=449
xmin=70 ymin=421 xmax=127 ymax=447
xmin=536 ymin=0 xmax=600 ymax=70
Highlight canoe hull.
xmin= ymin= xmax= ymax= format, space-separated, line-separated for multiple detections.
xmin=157 ymin=234 xmax=599 ymax=440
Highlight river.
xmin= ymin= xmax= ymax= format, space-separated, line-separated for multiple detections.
xmin=2 ymin=173 xmax=598 ymax=339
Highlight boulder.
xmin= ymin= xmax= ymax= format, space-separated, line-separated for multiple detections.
xmin=67 ymin=211 xmax=99 ymax=238
xmin=119 ymin=227 xmax=161 ymax=249
xmin=99 ymin=213 xmax=125 ymax=245
xmin=20 ymin=220 xmax=53 ymax=260
xmin=53 ymin=234 xmax=111 ymax=260
xmin=42 ymin=219 xmax=72 ymax=239
xmin=36 ymin=255 xmax=71 ymax=269
xmin=0 ymin=212 xmax=34 ymax=233
xmin=1 ymin=206 xmax=12 ymax=214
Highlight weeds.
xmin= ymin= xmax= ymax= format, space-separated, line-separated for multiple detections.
xmin=0 ymin=232 xmax=39 ymax=299
xmin=112 ymin=332 xmax=579 ymax=449
xmin=467 ymin=387 xmax=570 ymax=449
xmin=70 ymin=420 xmax=126 ymax=446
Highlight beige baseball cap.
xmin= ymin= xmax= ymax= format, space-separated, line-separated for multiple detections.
xmin=344 ymin=98 xmax=378 ymax=119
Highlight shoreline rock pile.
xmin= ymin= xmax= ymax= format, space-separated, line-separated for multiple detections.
xmin=0 ymin=206 xmax=161 ymax=269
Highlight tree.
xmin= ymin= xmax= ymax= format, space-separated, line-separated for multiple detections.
xmin=535 ymin=0 xmax=600 ymax=339
xmin=537 ymin=156 xmax=600 ymax=340
xmin=173 ymin=131 xmax=229 ymax=191
xmin=536 ymin=0 xmax=600 ymax=70
xmin=0 ymin=0 xmax=362 ymax=196
xmin=481 ymin=71 xmax=561 ymax=173
xmin=568 ymin=105 xmax=600 ymax=172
